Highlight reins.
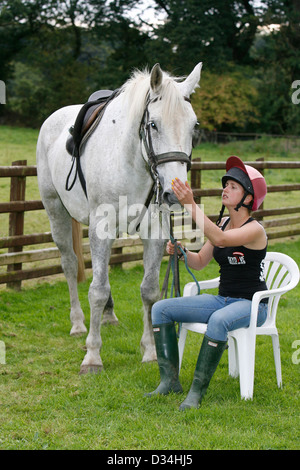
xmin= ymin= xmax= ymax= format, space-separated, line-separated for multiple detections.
xmin=138 ymin=92 xmax=201 ymax=299
xmin=160 ymin=214 xmax=201 ymax=300
xmin=160 ymin=219 xmax=180 ymax=299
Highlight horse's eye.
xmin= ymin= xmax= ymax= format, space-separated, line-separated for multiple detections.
xmin=148 ymin=121 xmax=157 ymax=130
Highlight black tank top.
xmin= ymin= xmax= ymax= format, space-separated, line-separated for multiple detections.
xmin=213 ymin=217 xmax=268 ymax=302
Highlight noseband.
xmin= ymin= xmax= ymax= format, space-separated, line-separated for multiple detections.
xmin=139 ymin=94 xmax=192 ymax=183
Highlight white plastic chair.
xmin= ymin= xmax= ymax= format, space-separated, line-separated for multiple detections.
xmin=178 ymin=252 xmax=299 ymax=400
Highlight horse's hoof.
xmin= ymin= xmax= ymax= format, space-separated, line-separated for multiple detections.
xmin=79 ymin=364 xmax=103 ymax=375
xmin=70 ymin=324 xmax=87 ymax=336
xmin=101 ymin=310 xmax=119 ymax=326
xmin=142 ymin=349 xmax=157 ymax=363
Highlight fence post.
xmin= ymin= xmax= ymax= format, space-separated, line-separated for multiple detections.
xmin=191 ymin=157 xmax=202 ymax=205
xmin=7 ymin=160 xmax=26 ymax=290
xmin=191 ymin=157 xmax=202 ymax=240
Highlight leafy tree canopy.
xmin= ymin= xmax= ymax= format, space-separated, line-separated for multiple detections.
xmin=0 ymin=0 xmax=299 ymax=133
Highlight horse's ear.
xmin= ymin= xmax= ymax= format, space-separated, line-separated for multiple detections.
xmin=150 ymin=63 xmax=163 ymax=94
xmin=180 ymin=62 xmax=202 ymax=97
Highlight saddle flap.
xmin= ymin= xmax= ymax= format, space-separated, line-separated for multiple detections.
xmin=66 ymin=89 xmax=114 ymax=157
xmin=65 ymin=88 xmax=119 ymax=197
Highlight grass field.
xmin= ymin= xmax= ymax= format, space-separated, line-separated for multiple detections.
xmin=0 ymin=126 xmax=299 ymax=450
xmin=0 ymin=238 xmax=299 ymax=450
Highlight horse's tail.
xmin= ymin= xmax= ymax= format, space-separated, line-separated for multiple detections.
xmin=72 ymin=219 xmax=86 ymax=283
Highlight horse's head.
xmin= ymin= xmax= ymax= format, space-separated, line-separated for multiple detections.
xmin=140 ymin=62 xmax=202 ymax=206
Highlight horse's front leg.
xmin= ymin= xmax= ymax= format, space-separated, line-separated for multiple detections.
xmin=80 ymin=228 xmax=114 ymax=374
xmin=140 ymin=238 xmax=166 ymax=363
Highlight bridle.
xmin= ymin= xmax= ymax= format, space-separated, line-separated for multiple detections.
xmin=138 ymin=95 xmax=200 ymax=296
xmin=133 ymin=93 xmax=193 ymax=233
xmin=139 ymin=94 xmax=192 ymax=200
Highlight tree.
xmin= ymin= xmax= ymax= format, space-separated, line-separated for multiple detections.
xmin=1 ymin=0 xmax=299 ymax=132
xmin=0 ymin=0 xmax=143 ymax=125
xmin=92 ymin=17 xmax=154 ymax=89
xmin=251 ymin=0 xmax=300 ymax=133
xmin=191 ymin=68 xmax=259 ymax=131
xmin=150 ymin=0 xmax=262 ymax=73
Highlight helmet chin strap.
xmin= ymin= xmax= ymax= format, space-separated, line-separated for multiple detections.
xmin=216 ymin=192 xmax=253 ymax=226
xmin=216 ymin=204 xmax=225 ymax=226
xmin=234 ymin=191 xmax=253 ymax=212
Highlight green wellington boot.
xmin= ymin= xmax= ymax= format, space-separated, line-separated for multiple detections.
xmin=145 ymin=322 xmax=183 ymax=396
xmin=179 ymin=335 xmax=227 ymax=411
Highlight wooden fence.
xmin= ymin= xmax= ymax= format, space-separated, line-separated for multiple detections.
xmin=0 ymin=159 xmax=300 ymax=289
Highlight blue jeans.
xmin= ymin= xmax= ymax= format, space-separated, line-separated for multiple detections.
xmin=151 ymin=294 xmax=268 ymax=342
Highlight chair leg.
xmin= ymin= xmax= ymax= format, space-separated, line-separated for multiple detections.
xmin=178 ymin=327 xmax=188 ymax=372
xmin=234 ymin=331 xmax=256 ymax=400
xmin=228 ymin=336 xmax=239 ymax=378
xmin=271 ymin=334 xmax=282 ymax=388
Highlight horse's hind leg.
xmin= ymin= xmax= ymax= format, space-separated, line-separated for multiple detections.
xmin=39 ymin=186 xmax=87 ymax=336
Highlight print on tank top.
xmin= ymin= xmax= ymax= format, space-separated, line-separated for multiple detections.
xmin=227 ymin=252 xmax=246 ymax=265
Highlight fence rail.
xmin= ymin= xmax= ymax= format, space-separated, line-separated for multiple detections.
xmin=1 ymin=159 xmax=300 ymax=289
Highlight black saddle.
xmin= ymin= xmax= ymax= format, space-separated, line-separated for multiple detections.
xmin=65 ymin=88 xmax=119 ymax=196
xmin=66 ymin=89 xmax=116 ymax=158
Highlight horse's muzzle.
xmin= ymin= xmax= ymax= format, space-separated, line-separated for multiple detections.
xmin=163 ymin=188 xmax=180 ymax=206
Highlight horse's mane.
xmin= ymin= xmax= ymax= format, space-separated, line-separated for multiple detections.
xmin=121 ymin=68 xmax=190 ymax=129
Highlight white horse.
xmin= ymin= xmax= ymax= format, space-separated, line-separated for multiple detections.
xmin=36 ymin=62 xmax=202 ymax=374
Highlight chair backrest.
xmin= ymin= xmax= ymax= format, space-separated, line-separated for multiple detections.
xmin=262 ymin=252 xmax=299 ymax=328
